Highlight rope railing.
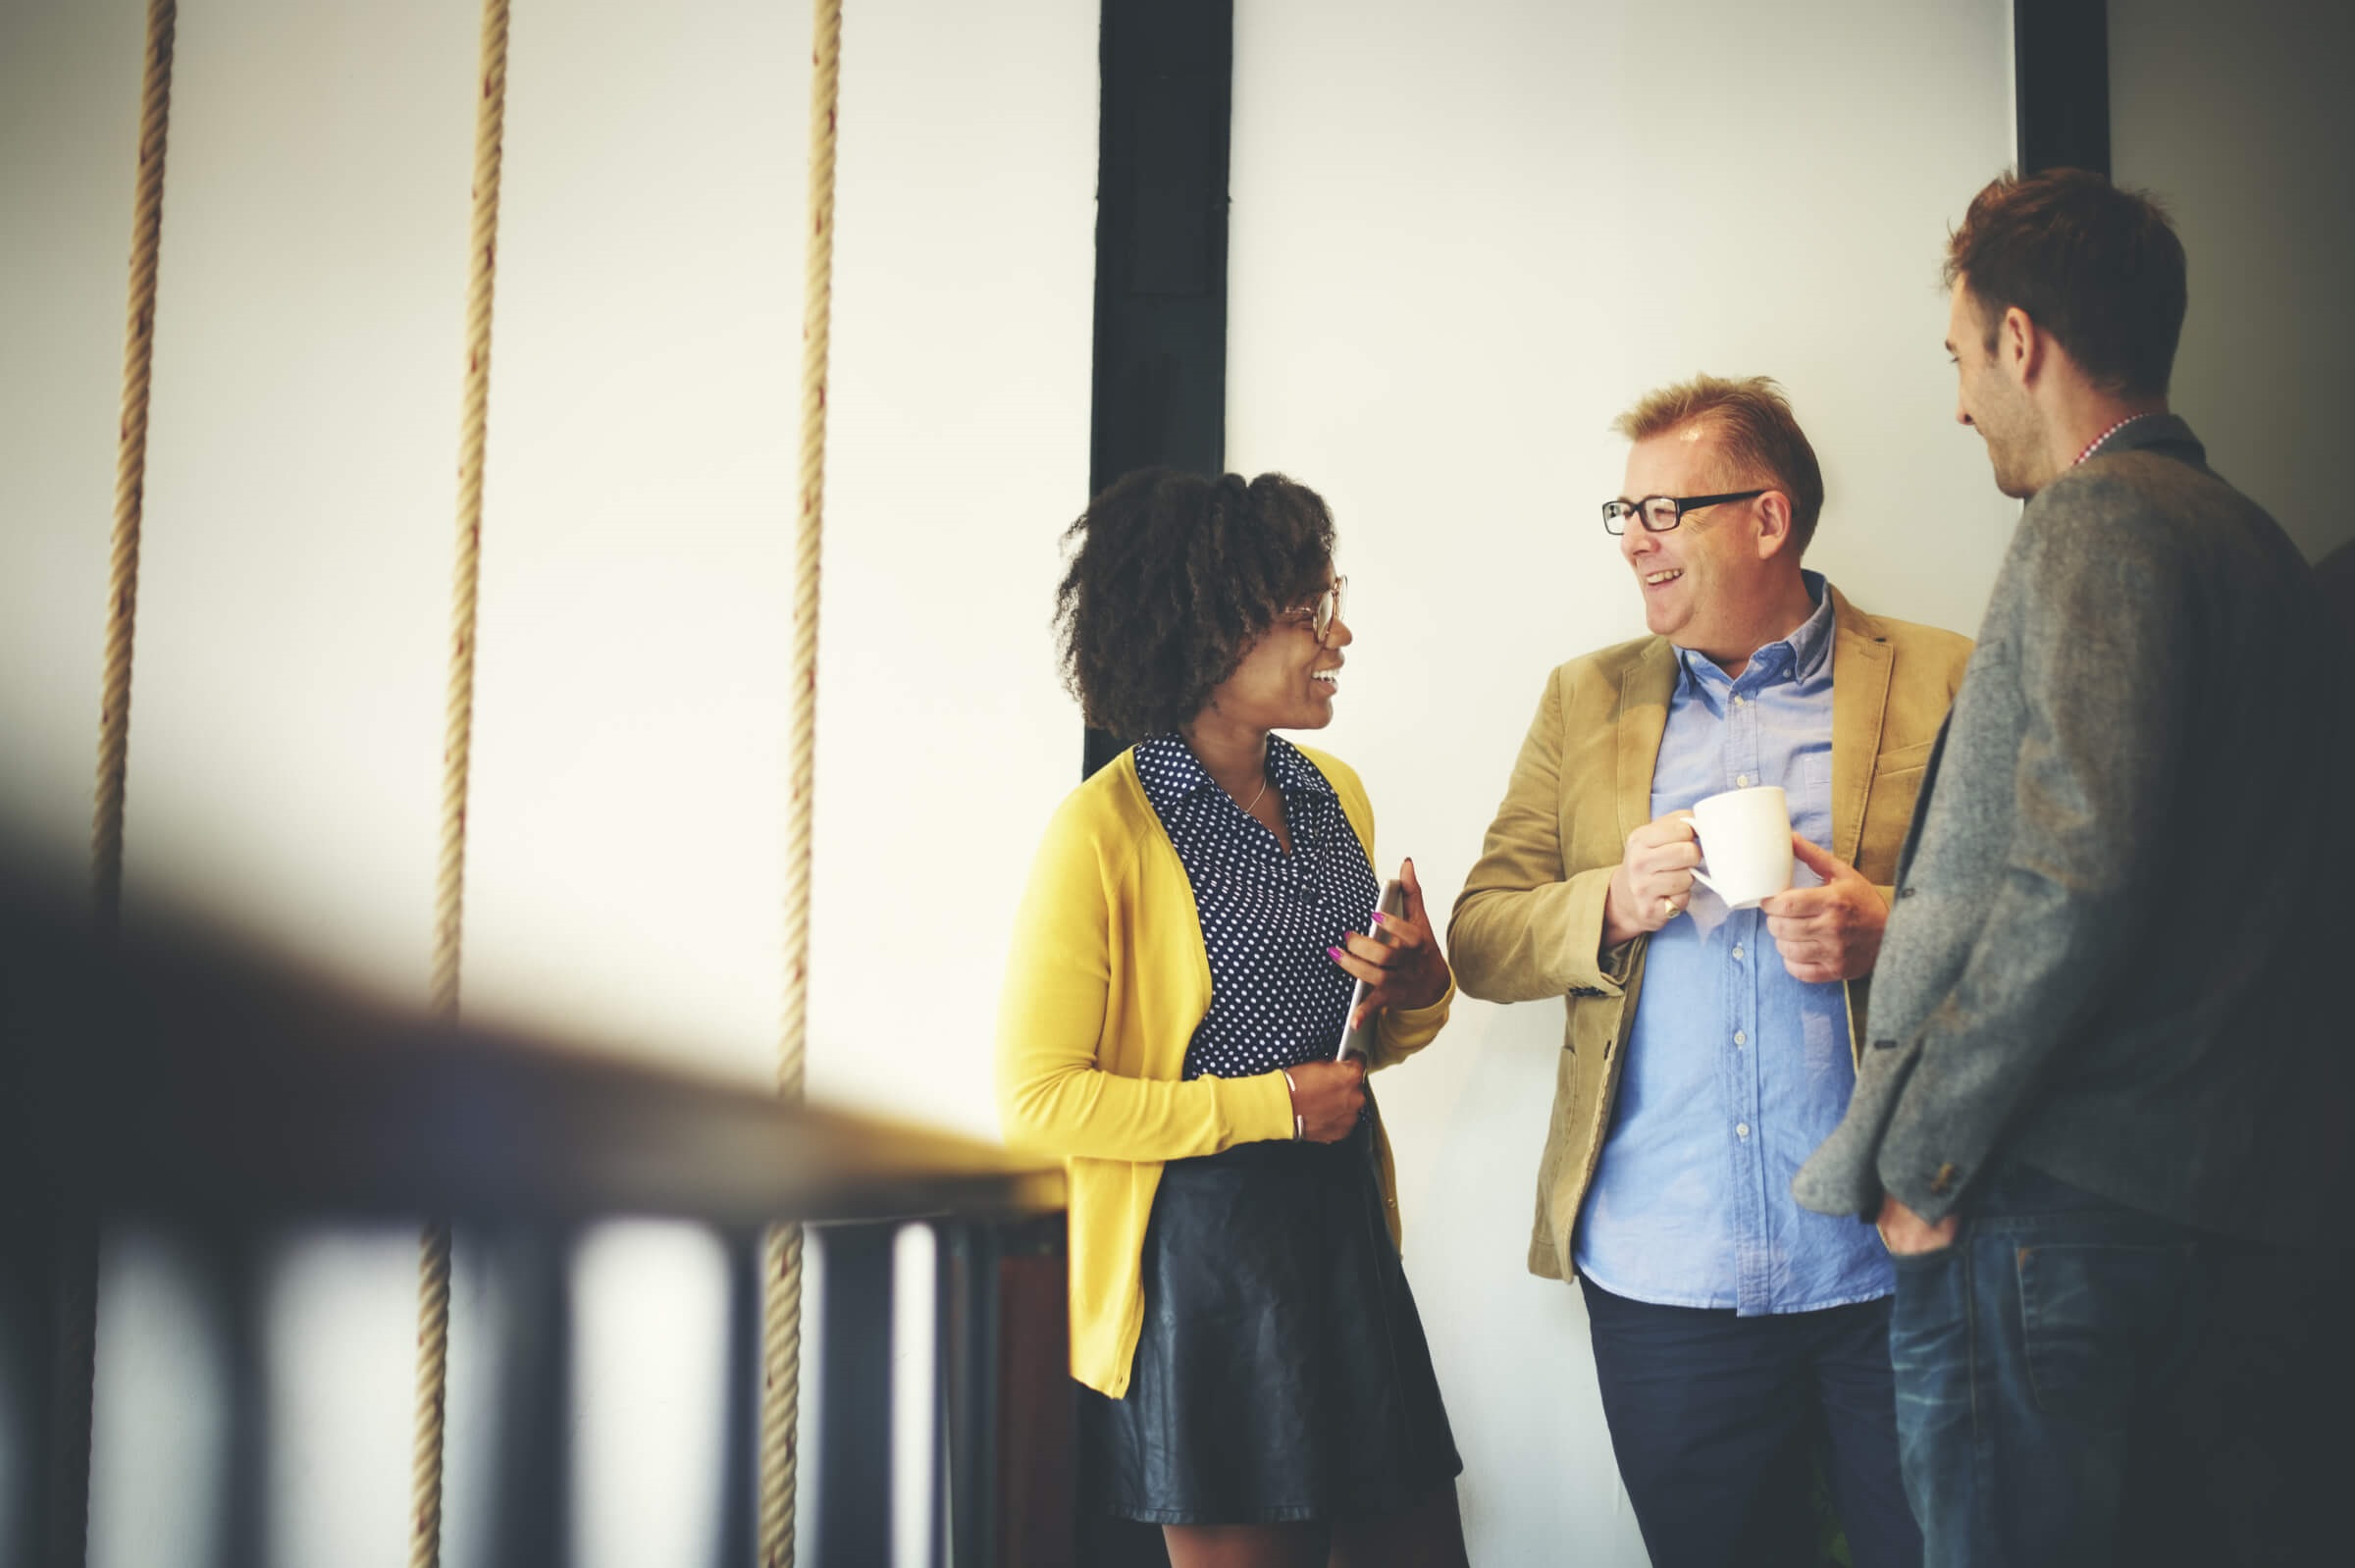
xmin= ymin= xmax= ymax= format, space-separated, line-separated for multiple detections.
xmin=69 ymin=3 xmax=851 ymax=1561
xmin=761 ymin=2 xmax=845 ymax=1562
xmin=93 ymin=1 xmax=176 ymax=945
xmin=412 ymin=2 xmax=511 ymax=1564
xmin=70 ymin=3 xmax=180 ymax=1564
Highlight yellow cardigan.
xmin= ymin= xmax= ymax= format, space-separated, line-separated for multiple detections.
xmin=995 ymin=743 xmax=1454 ymax=1397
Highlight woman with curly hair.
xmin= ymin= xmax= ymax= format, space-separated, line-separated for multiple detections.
xmin=998 ymin=469 xmax=1468 ymax=1567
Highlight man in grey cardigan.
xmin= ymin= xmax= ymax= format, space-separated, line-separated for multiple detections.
xmin=1794 ymin=169 xmax=2351 ymax=1565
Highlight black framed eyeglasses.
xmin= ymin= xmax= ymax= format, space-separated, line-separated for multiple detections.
xmin=1284 ymin=576 xmax=1347 ymax=644
xmin=1601 ymin=490 xmax=1768 ymax=535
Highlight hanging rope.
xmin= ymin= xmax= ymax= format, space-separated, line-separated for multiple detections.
xmin=411 ymin=2 xmax=509 ymax=1564
xmin=761 ymin=2 xmax=843 ymax=1562
xmin=93 ymin=0 xmax=177 ymax=930
xmin=63 ymin=6 xmax=179 ymax=1565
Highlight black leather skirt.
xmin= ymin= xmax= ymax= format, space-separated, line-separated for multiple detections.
xmin=1078 ymin=1121 xmax=1462 ymax=1526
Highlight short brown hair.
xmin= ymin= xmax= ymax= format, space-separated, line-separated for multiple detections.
xmin=1612 ymin=375 xmax=1826 ymax=554
xmin=1944 ymin=168 xmax=2187 ymax=398
xmin=1054 ymin=469 xmax=1336 ymax=738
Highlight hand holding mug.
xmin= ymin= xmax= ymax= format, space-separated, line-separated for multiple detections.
xmin=1602 ymin=811 xmax=1702 ymax=948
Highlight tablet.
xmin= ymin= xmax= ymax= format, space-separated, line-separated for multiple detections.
xmin=1334 ymin=878 xmax=1408 ymax=1061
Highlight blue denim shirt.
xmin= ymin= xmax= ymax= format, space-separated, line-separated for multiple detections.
xmin=1574 ymin=574 xmax=1894 ymax=1314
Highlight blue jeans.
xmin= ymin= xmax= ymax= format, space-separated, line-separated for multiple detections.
xmin=1889 ymin=1162 xmax=2218 ymax=1567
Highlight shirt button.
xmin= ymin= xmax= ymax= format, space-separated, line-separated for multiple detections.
xmin=1734 ymin=1030 xmax=1748 ymax=1047
xmin=1732 ymin=945 xmax=1745 ymax=961
xmin=1736 ymin=1123 xmax=1751 ymax=1139
xmin=1736 ymin=773 xmax=1751 ymax=787
xmin=1731 ymin=695 xmax=1745 ymax=707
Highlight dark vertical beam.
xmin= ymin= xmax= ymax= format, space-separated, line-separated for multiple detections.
xmin=1083 ymin=0 xmax=1235 ymax=778
xmin=2015 ymin=0 xmax=2110 ymax=176
xmin=1090 ymin=0 xmax=1233 ymax=493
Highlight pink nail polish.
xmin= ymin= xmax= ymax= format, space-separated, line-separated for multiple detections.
xmin=1328 ymin=946 xmax=1345 ymax=962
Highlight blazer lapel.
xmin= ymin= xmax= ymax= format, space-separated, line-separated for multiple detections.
xmin=1827 ymin=587 xmax=1892 ymax=866
xmin=1616 ymin=639 xmax=1678 ymax=842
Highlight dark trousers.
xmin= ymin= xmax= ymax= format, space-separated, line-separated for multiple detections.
xmin=1581 ymin=1277 xmax=1922 ymax=1568
xmin=1890 ymin=1160 xmax=2355 ymax=1568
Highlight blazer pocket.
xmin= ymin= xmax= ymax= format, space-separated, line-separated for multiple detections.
xmin=1859 ymin=752 xmax=1932 ymax=868
xmin=1872 ymin=737 xmax=1938 ymax=778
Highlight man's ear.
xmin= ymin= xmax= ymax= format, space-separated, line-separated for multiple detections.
xmin=1753 ymin=490 xmax=1796 ymax=560
xmin=2003 ymin=304 xmax=2044 ymax=386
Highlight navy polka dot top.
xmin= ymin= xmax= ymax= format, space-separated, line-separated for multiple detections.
xmin=1132 ymin=733 xmax=1381 ymax=1080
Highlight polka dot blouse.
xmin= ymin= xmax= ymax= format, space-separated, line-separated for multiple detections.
xmin=1132 ymin=733 xmax=1380 ymax=1081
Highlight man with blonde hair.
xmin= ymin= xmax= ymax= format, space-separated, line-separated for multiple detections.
xmin=1452 ymin=375 xmax=1968 ymax=1567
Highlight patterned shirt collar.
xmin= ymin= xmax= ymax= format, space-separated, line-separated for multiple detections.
xmin=1675 ymin=569 xmax=1836 ymax=693
xmin=2074 ymin=411 xmax=2169 ymax=467
xmin=1134 ymin=731 xmax=1334 ymax=813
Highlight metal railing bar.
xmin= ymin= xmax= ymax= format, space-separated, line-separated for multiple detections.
xmin=812 ymin=1224 xmax=894 ymax=1565
xmin=479 ymin=1227 xmax=573 ymax=1568
xmin=714 ymin=1228 xmax=760 ymax=1568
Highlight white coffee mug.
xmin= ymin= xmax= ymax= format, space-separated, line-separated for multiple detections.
xmin=1688 ymin=784 xmax=1794 ymax=911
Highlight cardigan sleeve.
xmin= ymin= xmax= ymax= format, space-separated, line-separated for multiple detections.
xmin=995 ymin=791 xmax=1295 ymax=1161
xmin=1370 ymin=978 xmax=1454 ymax=1071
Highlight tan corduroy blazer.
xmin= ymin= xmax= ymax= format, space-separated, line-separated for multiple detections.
xmin=1447 ymin=586 xmax=1969 ymax=1281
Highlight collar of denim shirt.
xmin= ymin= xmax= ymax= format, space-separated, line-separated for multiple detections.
xmin=1673 ymin=568 xmax=1835 ymax=700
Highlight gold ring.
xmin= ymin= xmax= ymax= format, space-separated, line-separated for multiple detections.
xmin=1661 ymin=895 xmax=1680 ymax=916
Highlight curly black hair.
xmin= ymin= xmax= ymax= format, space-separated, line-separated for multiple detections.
xmin=1054 ymin=469 xmax=1337 ymax=739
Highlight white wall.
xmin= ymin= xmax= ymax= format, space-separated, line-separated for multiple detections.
xmin=1 ymin=0 xmax=146 ymax=862
xmin=1228 ymin=2 xmax=2015 ymax=1559
xmin=3 ymin=0 xmax=1094 ymax=1563
xmin=2110 ymin=0 xmax=2355 ymax=566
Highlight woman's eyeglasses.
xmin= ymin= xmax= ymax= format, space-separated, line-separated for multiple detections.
xmin=1284 ymin=577 xmax=1347 ymax=644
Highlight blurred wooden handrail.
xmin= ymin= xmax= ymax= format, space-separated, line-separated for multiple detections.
xmin=0 ymin=862 xmax=1062 ymax=1230
xmin=0 ymin=849 xmax=1078 ymax=1567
